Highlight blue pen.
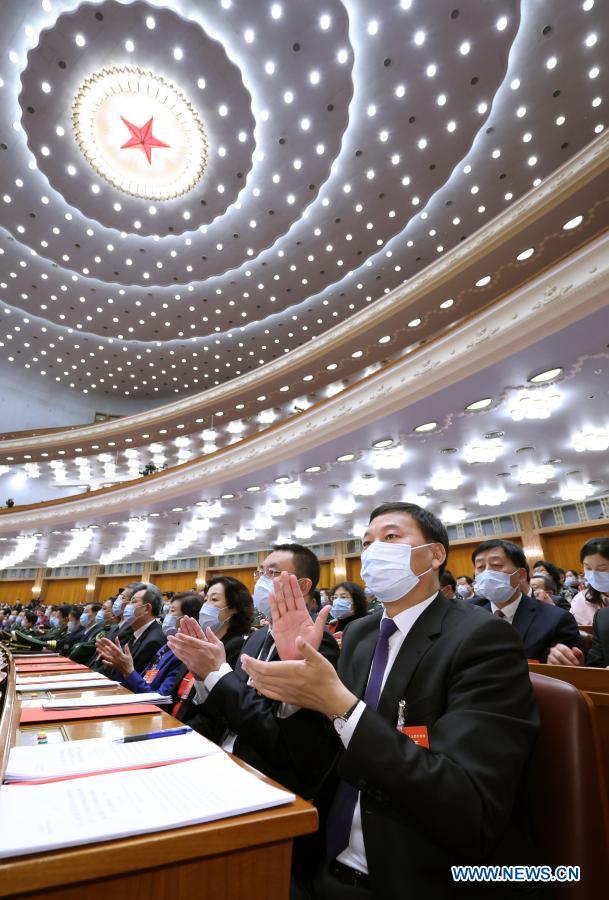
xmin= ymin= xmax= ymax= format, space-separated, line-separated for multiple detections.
xmin=115 ymin=726 xmax=192 ymax=744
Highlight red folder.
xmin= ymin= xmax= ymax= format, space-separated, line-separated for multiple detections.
xmin=11 ymin=757 xmax=199 ymax=785
xmin=20 ymin=703 xmax=162 ymax=724
xmin=16 ymin=663 xmax=89 ymax=674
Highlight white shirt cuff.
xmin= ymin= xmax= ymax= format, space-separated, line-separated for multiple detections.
xmin=193 ymin=662 xmax=233 ymax=703
xmin=338 ymin=701 xmax=367 ymax=748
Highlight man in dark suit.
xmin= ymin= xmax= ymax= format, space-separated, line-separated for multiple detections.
xmin=69 ymin=602 xmax=106 ymax=663
xmin=168 ymin=543 xmax=339 ymax=801
xmin=548 ymin=605 xmax=609 ymax=667
xmin=470 ymin=539 xmax=580 ymax=662
xmin=56 ymin=606 xmax=86 ymax=656
xmin=242 ymin=503 xmax=540 ymax=899
xmin=89 ymin=582 xmax=148 ymax=672
xmin=96 ymin=586 xmax=166 ymax=676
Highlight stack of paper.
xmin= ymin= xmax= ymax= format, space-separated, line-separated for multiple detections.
xmin=0 ymin=755 xmax=295 ymax=857
xmin=39 ymin=693 xmax=172 ymax=709
xmin=16 ymin=679 xmax=119 ymax=692
xmin=16 ymin=672 xmax=107 ymax=684
xmin=4 ymin=731 xmax=220 ymax=783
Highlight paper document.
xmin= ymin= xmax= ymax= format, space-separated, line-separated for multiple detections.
xmin=40 ymin=693 xmax=172 ymax=709
xmin=0 ymin=754 xmax=295 ymax=857
xmin=16 ymin=672 xmax=110 ymax=684
xmin=4 ymin=731 xmax=220 ymax=783
xmin=16 ymin=679 xmax=119 ymax=693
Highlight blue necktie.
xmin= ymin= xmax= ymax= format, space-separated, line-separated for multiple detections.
xmin=326 ymin=617 xmax=399 ymax=860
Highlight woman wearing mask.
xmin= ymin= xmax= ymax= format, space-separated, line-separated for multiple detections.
xmin=172 ymin=576 xmax=254 ymax=722
xmin=98 ymin=593 xmax=203 ymax=700
xmin=328 ymin=581 xmax=368 ymax=643
xmin=569 ymin=538 xmax=609 ymax=626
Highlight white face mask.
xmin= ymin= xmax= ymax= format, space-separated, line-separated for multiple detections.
xmin=585 ymin=570 xmax=609 ymax=594
xmin=253 ymin=575 xmax=274 ymax=619
xmin=474 ymin=570 xmax=518 ymax=605
xmin=361 ymin=541 xmax=433 ymax=603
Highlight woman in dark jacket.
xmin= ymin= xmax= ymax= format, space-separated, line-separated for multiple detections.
xmin=327 ymin=581 xmax=368 ymax=640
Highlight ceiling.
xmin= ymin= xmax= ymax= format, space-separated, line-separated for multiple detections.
xmin=0 ymin=0 xmax=608 ymax=568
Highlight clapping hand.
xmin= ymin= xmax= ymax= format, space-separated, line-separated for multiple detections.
xmin=270 ymin=572 xmax=331 ymax=661
xmin=167 ymin=616 xmax=227 ymax=679
xmin=97 ymin=636 xmax=134 ymax=676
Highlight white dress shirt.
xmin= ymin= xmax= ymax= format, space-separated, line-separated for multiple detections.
xmin=337 ymin=593 xmax=438 ymax=875
xmin=131 ymin=617 xmax=156 ymax=642
xmin=490 ymin=592 xmax=522 ymax=624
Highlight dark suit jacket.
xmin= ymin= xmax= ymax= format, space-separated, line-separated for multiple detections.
xmin=472 ymin=593 xmax=580 ymax=662
xmin=89 ymin=620 xmax=134 ymax=673
xmin=183 ymin=626 xmax=339 ymax=800
xmin=126 ymin=619 xmax=166 ymax=674
xmin=587 ymin=606 xmax=609 ymax=667
xmin=68 ymin=622 xmax=107 ymax=664
xmin=57 ymin=626 xmax=85 ymax=656
xmin=335 ymin=595 xmax=539 ymax=899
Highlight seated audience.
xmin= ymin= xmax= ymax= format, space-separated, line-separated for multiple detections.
xmin=563 ymin=569 xmax=582 ymax=600
xmin=241 ymin=503 xmax=540 ymax=898
xmin=69 ymin=602 xmax=107 ymax=663
xmin=529 ymin=573 xmax=559 ymax=605
xmin=532 ymin=559 xmax=572 ymax=609
xmin=98 ymin=592 xmax=203 ymax=699
xmin=471 ymin=539 xmax=580 ymax=662
xmin=89 ymin=582 xmax=148 ymax=672
xmin=56 ymin=606 xmax=85 ymax=655
xmin=96 ymin=585 xmax=166 ymax=676
xmin=569 ymin=537 xmax=609 ymax=626
xmin=327 ymin=582 xmax=367 ymax=647
xmin=39 ymin=605 xmax=70 ymax=644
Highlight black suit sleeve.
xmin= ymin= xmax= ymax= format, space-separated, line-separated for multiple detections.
xmin=199 ymin=632 xmax=340 ymax=789
xmin=586 ymin=609 xmax=608 ymax=668
xmin=338 ymin=616 xmax=538 ymax=860
xmin=550 ymin=608 xmax=581 ymax=654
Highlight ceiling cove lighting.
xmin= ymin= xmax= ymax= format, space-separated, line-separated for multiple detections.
xmin=572 ymin=427 xmax=609 ymax=452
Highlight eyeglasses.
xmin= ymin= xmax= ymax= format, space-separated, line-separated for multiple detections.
xmin=254 ymin=566 xmax=283 ymax=581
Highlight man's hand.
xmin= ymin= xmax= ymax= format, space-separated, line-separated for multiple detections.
xmin=533 ymin=589 xmax=555 ymax=606
xmin=241 ymin=637 xmax=356 ymax=717
xmin=167 ymin=629 xmax=226 ymax=680
xmin=270 ymin=571 xmax=331 ymax=660
xmin=546 ymin=643 xmax=585 ymax=667
xmin=97 ymin=637 xmax=134 ymax=676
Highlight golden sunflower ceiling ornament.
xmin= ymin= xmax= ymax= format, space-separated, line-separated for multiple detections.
xmin=72 ymin=65 xmax=208 ymax=200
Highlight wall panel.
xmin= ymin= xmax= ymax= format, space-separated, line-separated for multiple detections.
xmin=150 ymin=572 xmax=198 ymax=595
xmin=95 ymin=575 xmax=143 ymax=602
xmin=0 ymin=581 xmax=34 ymax=606
xmin=42 ymin=578 xmax=88 ymax=606
xmin=206 ymin=567 xmax=256 ymax=595
xmin=345 ymin=557 xmax=363 ymax=587
xmin=541 ymin=526 xmax=609 ymax=572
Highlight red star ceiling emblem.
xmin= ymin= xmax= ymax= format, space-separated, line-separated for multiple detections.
xmin=119 ymin=115 xmax=170 ymax=164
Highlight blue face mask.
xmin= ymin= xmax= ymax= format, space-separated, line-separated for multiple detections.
xmin=80 ymin=613 xmax=91 ymax=629
xmin=95 ymin=609 xmax=106 ymax=625
xmin=162 ymin=614 xmax=178 ymax=636
xmin=456 ymin=584 xmax=471 ymax=598
xmin=122 ymin=603 xmax=137 ymax=626
xmin=585 ymin=570 xmax=609 ymax=594
xmin=49 ymin=615 xmax=59 ymax=628
xmin=68 ymin=621 xmax=78 ymax=634
xmin=198 ymin=602 xmax=228 ymax=634
xmin=330 ymin=598 xmax=353 ymax=620
xmin=252 ymin=575 xmax=274 ymax=620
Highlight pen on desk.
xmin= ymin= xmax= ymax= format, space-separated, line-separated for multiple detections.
xmin=115 ymin=727 xmax=192 ymax=743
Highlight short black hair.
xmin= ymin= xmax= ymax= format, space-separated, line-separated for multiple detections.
xmin=580 ymin=538 xmax=609 ymax=606
xmin=457 ymin=575 xmax=474 ymax=585
xmin=368 ymin=502 xmax=449 ymax=575
xmin=87 ymin=602 xmax=102 ymax=613
xmin=440 ymin=570 xmax=457 ymax=591
xmin=58 ymin=605 xmax=72 ymax=620
xmin=333 ymin=581 xmax=368 ymax=618
xmin=70 ymin=605 xmax=83 ymax=620
xmin=272 ymin=543 xmax=321 ymax=590
xmin=24 ymin=610 xmax=37 ymax=626
xmin=171 ymin=591 xmax=203 ymax=620
xmin=471 ymin=539 xmax=530 ymax=578
xmin=206 ymin=575 xmax=254 ymax=635
xmin=532 ymin=559 xmax=563 ymax=589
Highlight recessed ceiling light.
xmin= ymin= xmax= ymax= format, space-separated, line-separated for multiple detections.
xmin=414 ymin=422 xmax=438 ymax=433
xmin=337 ymin=453 xmax=355 ymax=462
xmin=305 ymin=465 xmax=321 ymax=473
xmin=246 ymin=485 xmax=261 ymax=492
xmin=372 ymin=439 xmax=393 ymax=449
xmin=475 ymin=275 xmax=491 ymax=287
xmin=529 ymin=367 xmax=563 ymax=384
xmin=465 ymin=398 xmax=493 ymax=411
xmin=563 ymin=215 xmax=583 ymax=230
xmin=221 ymin=493 xmax=235 ymax=499
xmin=516 ymin=247 xmax=535 ymax=261
xmin=378 ymin=335 xmax=391 ymax=344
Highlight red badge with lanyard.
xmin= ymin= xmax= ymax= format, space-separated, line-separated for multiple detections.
xmin=396 ymin=700 xmax=430 ymax=749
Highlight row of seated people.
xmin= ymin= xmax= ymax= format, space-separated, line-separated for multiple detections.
xmin=4 ymin=510 xmax=609 ymax=896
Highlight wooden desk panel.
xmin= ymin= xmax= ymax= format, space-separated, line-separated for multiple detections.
xmin=1 ymin=652 xmax=318 ymax=900
xmin=529 ymin=663 xmax=609 ymax=693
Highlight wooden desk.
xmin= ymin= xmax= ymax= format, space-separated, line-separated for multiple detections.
xmin=0 ymin=652 xmax=318 ymax=900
